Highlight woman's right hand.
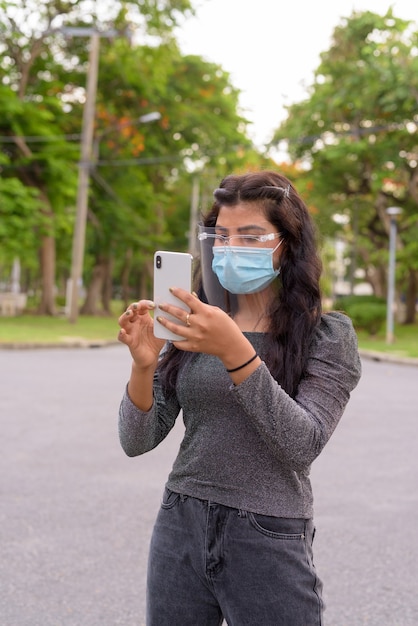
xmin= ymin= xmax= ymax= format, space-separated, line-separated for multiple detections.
xmin=118 ymin=300 xmax=165 ymax=368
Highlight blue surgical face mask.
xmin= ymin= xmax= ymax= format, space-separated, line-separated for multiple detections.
xmin=212 ymin=241 xmax=282 ymax=294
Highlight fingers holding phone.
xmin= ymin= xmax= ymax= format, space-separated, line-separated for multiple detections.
xmin=158 ymin=286 xmax=245 ymax=359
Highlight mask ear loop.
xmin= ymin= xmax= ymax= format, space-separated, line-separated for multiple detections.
xmin=271 ymin=239 xmax=284 ymax=274
xmin=271 ymin=239 xmax=284 ymax=254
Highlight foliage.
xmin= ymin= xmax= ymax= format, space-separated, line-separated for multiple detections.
xmin=270 ymin=9 xmax=418 ymax=323
xmin=7 ymin=3 xmax=416 ymax=321
xmin=0 ymin=0 xmax=270 ymax=313
xmin=334 ymin=294 xmax=387 ymax=335
xmin=346 ymin=303 xmax=387 ymax=335
xmin=82 ymin=34 xmax=256 ymax=308
xmin=0 ymin=175 xmax=42 ymax=260
xmin=334 ymin=294 xmax=386 ymax=309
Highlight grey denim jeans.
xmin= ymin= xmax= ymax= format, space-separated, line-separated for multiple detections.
xmin=146 ymin=489 xmax=324 ymax=626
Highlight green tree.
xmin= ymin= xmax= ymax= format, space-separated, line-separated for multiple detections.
xmin=0 ymin=0 xmax=195 ymax=314
xmin=0 ymin=172 xmax=42 ymax=279
xmin=271 ymin=9 xmax=418 ymax=323
xmin=0 ymin=0 xmax=270 ymax=315
xmin=0 ymin=4 xmax=80 ymax=312
xmin=77 ymin=36 xmax=257 ymax=313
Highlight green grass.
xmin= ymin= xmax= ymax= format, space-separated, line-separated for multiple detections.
xmin=0 ymin=314 xmax=120 ymax=345
xmin=355 ymin=324 xmax=418 ymax=359
xmin=0 ymin=311 xmax=417 ymax=357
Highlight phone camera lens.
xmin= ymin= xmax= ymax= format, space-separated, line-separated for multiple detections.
xmin=156 ymin=255 xmax=162 ymax=269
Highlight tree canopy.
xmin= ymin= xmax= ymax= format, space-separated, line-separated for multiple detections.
xmin=2 ymin=4 xmax=416 ymax=324
xmin=271 ymin=9 xmax=418 ymax=322
xmin=0 ymin=0 xmax=268 ymax=313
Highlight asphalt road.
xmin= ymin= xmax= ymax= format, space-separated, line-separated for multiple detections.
xmin=1 ymin=345 xmax=417 ymax=626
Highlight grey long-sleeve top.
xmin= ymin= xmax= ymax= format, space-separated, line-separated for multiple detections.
xmin=119 ymin=311 xmax=361 ymax=518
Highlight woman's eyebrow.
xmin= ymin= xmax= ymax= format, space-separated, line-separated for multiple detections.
xmin=237 ymin=224 xmax=267 ymax=233
xmin=215 ymin=224 xmax=268 ymax=233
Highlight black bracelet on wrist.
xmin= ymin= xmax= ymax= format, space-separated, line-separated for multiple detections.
xmin=226 ymin=353 xmax=258 ymax=373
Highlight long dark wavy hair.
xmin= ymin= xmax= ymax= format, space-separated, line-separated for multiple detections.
xmin=158 ymin=170 xmax=323 ymax=398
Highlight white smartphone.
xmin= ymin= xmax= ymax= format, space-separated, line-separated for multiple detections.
xmin=153 ymin=250 xmax=193 ymax=341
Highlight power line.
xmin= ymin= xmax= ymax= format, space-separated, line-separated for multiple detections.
xmin=0 ymin=134 xmax=82 ymax=143
xmin=0 ymin=154 xmax=183 ymax=172
xmin=1 ymin=119 xmax=414 ymax=149
xmin=273 ymin=121 xmax=416 ymax=146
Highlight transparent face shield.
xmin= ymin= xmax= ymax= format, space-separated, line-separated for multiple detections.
xmin=197 ymin=223 xmax=282 ymax=316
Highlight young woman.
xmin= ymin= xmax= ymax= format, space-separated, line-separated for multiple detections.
xmin=117 ymin=170 xmax=361 ymax=626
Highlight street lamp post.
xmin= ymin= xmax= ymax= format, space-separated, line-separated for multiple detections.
xmin=386 ymin=206 xmax=402 ymax=344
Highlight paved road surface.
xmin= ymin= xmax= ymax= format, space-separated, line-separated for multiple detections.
xmin=1 ymin=345 xmax=417 ymax=625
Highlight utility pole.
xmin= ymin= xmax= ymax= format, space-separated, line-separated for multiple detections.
xmin=64 ymin=28 xmax=160 ymax=322
xmin=385 ymin=206 xmax=402 ymax=344
xmin=68 ymin=30 xmax=100 ymax=323
xmin=188 ymin=175 xmax=200 ymax=257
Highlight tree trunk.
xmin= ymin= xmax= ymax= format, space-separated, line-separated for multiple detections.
xmin=363 ymin=262 xmax=386 ymax=298
xmin=80 ymin=259 xmax=107 ymax=315
xmin=101 ymin=256 xmax=113 ymax=315
xmin=37 ymin=234 xmax=56 ymax=315
xmin=121 ymin=248 xmax=133 ymax=309
xmin=139 ymin=259 xmax=153 ymax=301
xmin=404 ymin=268 xmax=417 ymax=324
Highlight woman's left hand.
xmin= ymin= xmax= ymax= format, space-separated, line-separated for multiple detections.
xmin=156 ymin=287 xmax=248 ymax=361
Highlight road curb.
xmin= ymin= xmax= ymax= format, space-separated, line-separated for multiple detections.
xmin=359 ymin=349 xmax=418 ymax=367
xmin=1 ymin=342 xmax=418 ymax=367
xmin=0 ymin=339 xmax=121 ymax=350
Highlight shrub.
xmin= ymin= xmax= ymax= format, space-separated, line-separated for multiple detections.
xmin=346 ymin=303 xmax=386 ymax=335
xmin=334 ymin=294 xmax=385 ymax=310
xmin=333 ymin=295 xmax=386 ymax=335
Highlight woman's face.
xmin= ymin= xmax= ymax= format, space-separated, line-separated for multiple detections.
xmin=215 ymin=203 xmax=283 ymax=269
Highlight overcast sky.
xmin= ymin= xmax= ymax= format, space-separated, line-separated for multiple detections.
xmin=176 ymin=0 xmax=417 ymax=147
